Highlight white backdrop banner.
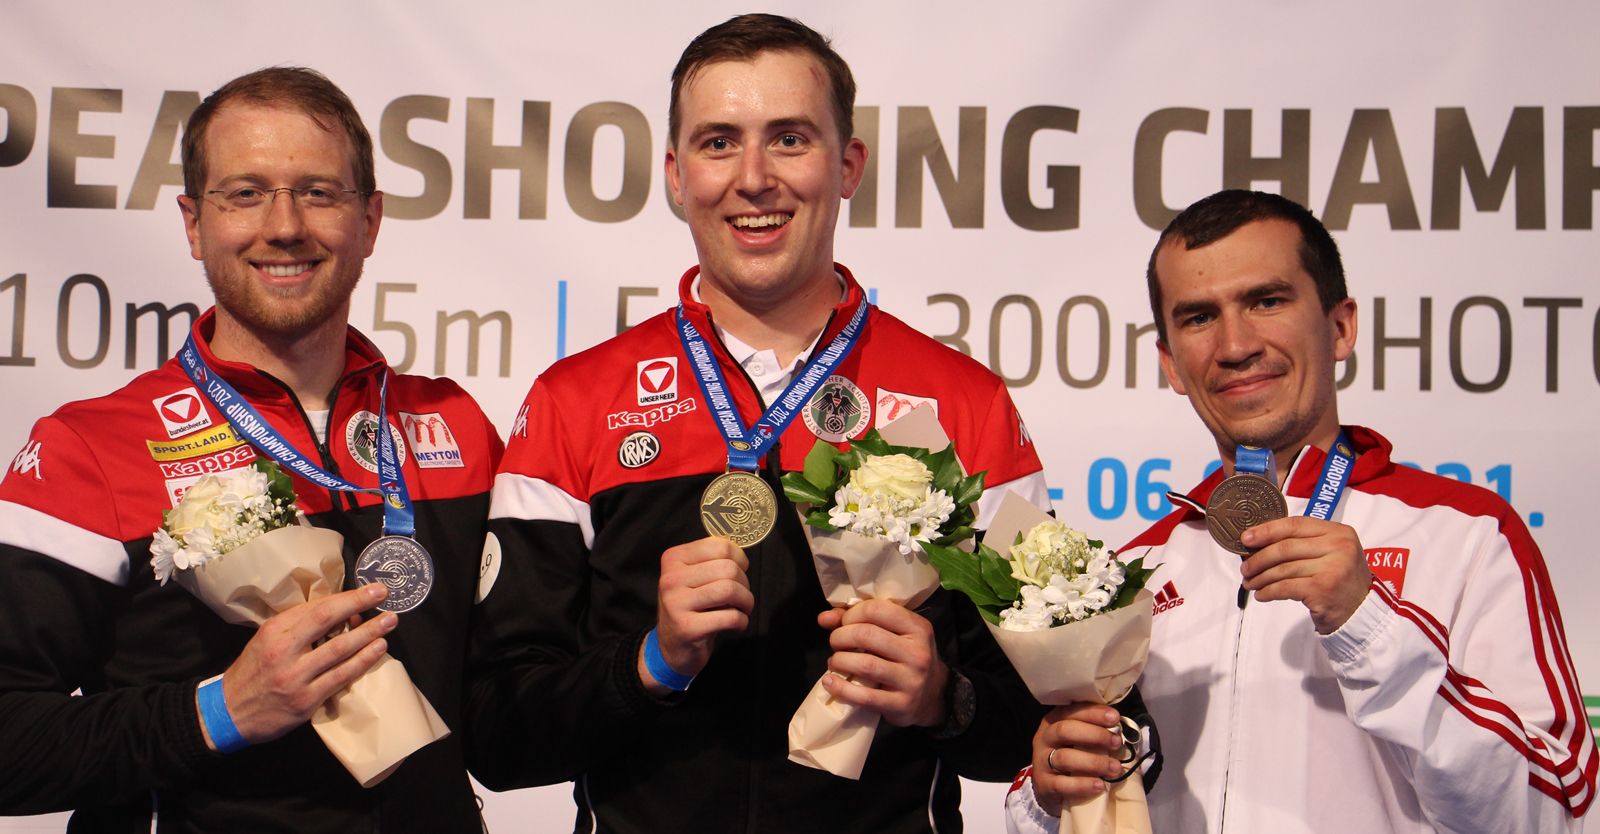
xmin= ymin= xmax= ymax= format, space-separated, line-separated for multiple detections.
xmin=2 ymin=1 xmax=1598 ymax=832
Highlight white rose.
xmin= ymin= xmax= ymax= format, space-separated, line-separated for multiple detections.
xmin=849 ymin=454 xmax=933 ymax=503
xmin=166 ymin=476 xmax=231 ymax=536
xmin=1009 ymin=518 xmax=1068 ymax=587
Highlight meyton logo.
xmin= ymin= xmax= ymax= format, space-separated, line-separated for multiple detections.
xmin=1366 ymin=548 xmax=1411 ymax=596
xmin=607 ymin=398 xmax=697 ymax=431
xmin=617 ymin=431 xmax=661 ymax=469
xmin=10 ymin=441 xmax=43 ymax=481
xmin=875 ymin=388 xmax=938 ymax=428
xmin=152 ymin=388 xmax=213 ymax=439
xmin=1152 ymin=581 xmax=1185 ymax=615
xmin=637 ymin=357 xmax=678 ymax=406
xmin=400 ymin=412 xmax=464 ymax=469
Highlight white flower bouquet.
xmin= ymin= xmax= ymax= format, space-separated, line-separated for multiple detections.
xmin=924 ymin=491 xmax=1156 ymax=834
xmin=154 ymin=460 xmax=448 ymax=787
xmin=779 ymin=404 xmax=983 ymax=779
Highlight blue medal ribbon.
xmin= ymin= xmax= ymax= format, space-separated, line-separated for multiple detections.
xmin=675 ymin=297 xmax=869 ymax=471
xmin=1234 ymin=446 xmax=1277 ymax=481
xmin=1230 ymin=430 xmax=1356 ymax=519
xmin=1304 ymin=429 xmax=1356 ymax=520
xmin=177 ymin=333 xmax=415 ymax=539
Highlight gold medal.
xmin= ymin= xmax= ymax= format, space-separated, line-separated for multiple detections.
xmin=700 ymin=470 xmax=777 ymax=547
xmin=1205 ymin=473 xmax=1288 ymax=556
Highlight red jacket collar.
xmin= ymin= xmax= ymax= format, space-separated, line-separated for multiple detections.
xmin=187 ymin=307 xmax=387 ymax=402
xmin=673 ymin=263 xmax=870 ymax=367
xmin=1180 ymin=425 xmax=1394 ymax=515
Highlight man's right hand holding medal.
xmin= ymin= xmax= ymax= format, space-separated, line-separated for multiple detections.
xmin=640 ymin=538 xmax=754 ymax=696
xmin=1238 ymin=516 xmax=1371 ymax=635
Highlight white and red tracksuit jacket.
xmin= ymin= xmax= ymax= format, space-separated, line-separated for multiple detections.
xmin=1006 ymin=426 xmax=1595 ymax=834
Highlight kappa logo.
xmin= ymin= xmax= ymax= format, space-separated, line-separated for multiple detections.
xmin=803 ymin=375 xmax=869 ymax=442
xmin=10 ymin=441 xmax=43 ymax=481
xmin=157 ymin=445 xmax=256 ymax=479
xmin=617 ymin=431 xmax=661 ymax=469
xmin=344 ymin=411 xmax=407 ymax=474
xmin=607 ymin=398 xmax=697 ymax=431
xmin=1152 ymin=580 xmax=1185 ymax=615
xmin=400 ymin=411 xmax=464 ymax=469
xmin=1366 ymin=547 xmax=1411 ymax=596
xmin=512 ymin=404 xmax=529 ymax=438
xmin=636 ymin=357 xmax=679 ymax=406
xmin=152 ymin=388 xmax=213 ymax=439
xmin=874 ymin=388 xmax=938 ymax=428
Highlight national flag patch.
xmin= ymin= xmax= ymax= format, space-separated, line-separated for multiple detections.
xmin=1366 ymin=548 xmax=1410 ymax=597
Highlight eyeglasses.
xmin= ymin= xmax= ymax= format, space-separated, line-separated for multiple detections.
xmin=200 ymin=185 xmax=369 ymax=218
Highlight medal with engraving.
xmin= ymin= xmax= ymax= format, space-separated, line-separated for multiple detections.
xmin=699 ymin=470 xmax=779 ymax=547
xmin=356 ymin=535 xmax=436 ymax=613
xmin=178 ymin=333 xmax=433 ymax=608
xmin=1206 ymin=445 xmax=1288 ymax=555
xmin=1206 ymin=473 xmax=1288 ymax=555
xmin=675 ymin=295 xmax=869 ymax=547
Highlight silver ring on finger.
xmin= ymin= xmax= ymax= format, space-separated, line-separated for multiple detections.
xmin=1047 ymin=747 xmax=1064 ymax=774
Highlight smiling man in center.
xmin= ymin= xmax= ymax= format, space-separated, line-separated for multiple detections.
xmin=467 ymin=13 xmax=1053 ymax=833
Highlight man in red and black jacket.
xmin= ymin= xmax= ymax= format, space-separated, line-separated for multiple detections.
xmin=0 ymin=68 xmax=500 ymax=832
xmin=466 ymin=15 xmax=1051 ymax=833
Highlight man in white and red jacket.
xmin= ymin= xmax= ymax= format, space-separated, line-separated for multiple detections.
xmin=1007 ymin=190 xmax=1595 ymax=833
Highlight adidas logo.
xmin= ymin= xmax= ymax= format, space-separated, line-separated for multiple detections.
xmin=1153 ymin=581 xmax=1185 ymax=615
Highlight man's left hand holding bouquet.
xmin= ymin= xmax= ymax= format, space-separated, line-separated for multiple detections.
xmin=209 ymin=581 xmax=395 ymax=748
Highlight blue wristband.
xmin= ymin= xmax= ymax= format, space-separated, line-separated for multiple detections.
xmin=197 ymin=675 xmax=249 ymax=754
xmin=643 ymin=629 xmax=695 ymax=691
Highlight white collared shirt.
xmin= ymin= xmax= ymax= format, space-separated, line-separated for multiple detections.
xmin=691 ymin=273 xmax=846 ymax=407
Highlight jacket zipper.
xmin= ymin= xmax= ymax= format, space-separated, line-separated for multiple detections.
xmin=1217 ymin=592 xmax=1248 ymax=832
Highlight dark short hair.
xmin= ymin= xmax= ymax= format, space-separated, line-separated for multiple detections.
xmin=669 ymin=14 xmax=856 ymax=147
xmin=1147 ymin=190 xmax=1347 ymax=342
xmin=182 ymin=67 xmax=375 ymax=201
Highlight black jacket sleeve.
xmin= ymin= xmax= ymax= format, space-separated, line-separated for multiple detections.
xmin=0 ymin=543 xmax=217 ymax=814
xmin=462 ymin=517 xmax=669 ymax=790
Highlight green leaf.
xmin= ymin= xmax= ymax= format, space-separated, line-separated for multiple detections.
xmin=976 ymin=543 xmax=1023 ymax=602
xmin=804 ymin=509 xmax=837 ymax=530
xmin=851 ymin=430 xmax=891 ymax=457
xmin=835 ymin=448 xmax=865 ymax=474
xmin=930 ymin=525 xmax=977 ymax=547
xmin=952 ymin=471 xmax=987 ymax=507
xmin=1111 ymin=555 xmax=1159 ymax=610
xmin=975 ymin=604 xmax=1003 ymax=625
xmin=928 ymin=448 xmax=963 ymax=494
xmin=781 ymin=473 xmax=831 ymax=506
xmin=802 ymin=439 xmax=839 ymax=490
xmin=924 ymin=542 xmax=1006 ymax=608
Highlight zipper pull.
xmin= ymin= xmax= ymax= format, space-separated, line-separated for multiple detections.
xmin=1237 ymin=586 xmax=1249 ymax=609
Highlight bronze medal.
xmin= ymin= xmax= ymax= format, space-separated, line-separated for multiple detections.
xmin=699 ymin=470 xmax=777 ymax=547
xmin=1205 ymin=473 xmax=1288 ymax=556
